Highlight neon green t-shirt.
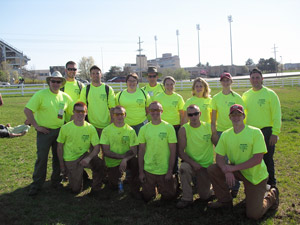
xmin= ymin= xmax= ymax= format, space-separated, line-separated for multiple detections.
xmin=25 ymin=89 xmax=73 ymax=129
xmin=184 ymin=96 xmax=212 ymax=123
xmin=242 ymin=86 xmax=281 ymax=135
xmin=63 ymin=80 xmax=84 ymax=122
xmin=215 ymin=125 xmax=268 ymax=185
xmin=100 ymin=123 xmax=138 ymax=167
xmin=211 ymin=91 xmax=244 ymax=132
xmin=183 ymin=122 xmax=213 ymax=168
xmin=154 ymin=92 xmax=185 ymax=125
xmin=138 ymin=121 xmax=177 ymax=175
xmin=80 ymin=84 xmax=115 ymax=129
xmin=142 ymin=83 xmax=165 ymax=101
xmin=57 ymin=121 xmax=99 ymax=161
xmin=115 ymin=89 xmax=151 ymax=126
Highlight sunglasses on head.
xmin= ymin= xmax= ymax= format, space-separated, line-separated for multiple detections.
xmin=50 ymin=80 xmax=62 ymax=84
xmin=67 ymin=68 xmax=77 ymax=71
xmin=187 ymin=111 xmax=200 ymax=117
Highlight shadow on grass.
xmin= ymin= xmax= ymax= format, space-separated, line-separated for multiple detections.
xmin=0 ymin=182 xmax=278 ymax=225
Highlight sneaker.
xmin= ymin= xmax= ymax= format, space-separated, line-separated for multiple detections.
xmin=208 ymin=201 xmax=233 ymax=209
xmin=176 ymin=199 xmax=193 ymax=209
xmin=28 ymin=186 xmax=39 ymax=196
xmin=270 ymin=187 xmax=279 ymax=210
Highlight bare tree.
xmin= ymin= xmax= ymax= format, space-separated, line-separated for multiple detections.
xmin=78 ymin=56 xmax=95 ymax=80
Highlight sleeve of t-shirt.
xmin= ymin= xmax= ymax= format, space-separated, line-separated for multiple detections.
xmin=25 ymin=92 xmax=41 ymax=112
xmin=252 ymin=129 xmax=268 ymax=154
xmin=90 ymin=125 xmax=100 ymax=146
xmin=183 ymin=98 xmax=191 ymax=111
xmin=269 ymin=91 xmax=282 ymax=135
xmin=145 ymin=91 xmax=151 ymax=107
xmin=115 ymin=92 xmax=121 ymax=105
xmin=65 ymin=94 xmax=74 ymax=116
xmin=79 ymin=87 xmax=87 ymax=104
xmin=57 ymin=126 xmax=66 ymax=144
xmin=129 ymin=129 xmax=139 ymax=146
xmin=167 ymin=125 xmax=177 ymax=143
xmin=138 ymin=126 xmax=146 ymax=144
xmin=211 ymin=95 xmax=217 ymax=111
xmin=215 ymin=134 xmax=226 ymax=156
xmin=236 ymin=93 xmax=245 ymax=107
xmin=99 ymin=127 xmax=109 ymax=145
xmin=178 ymin=95 xmax=185 ymax=111
xmin=108 ymin=86 xmax=116 ymax=109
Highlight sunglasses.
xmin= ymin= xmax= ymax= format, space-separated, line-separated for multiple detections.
xmin=50 ymin=80 xmax=62 ymax=84
xmin=67 ymin=68 xmax=77 ymax=71
xmin=74 ymin=109 xmax=86 ymax=114
xmin=114 ymin=112 xmax=125 ymax=116
xmin=149 ymin=109 xmax=162 ymax=113
xmin=148 ymin=75 xmax=157 ymax=78
xmin=187 ymin=111 xmax=200 ymax=117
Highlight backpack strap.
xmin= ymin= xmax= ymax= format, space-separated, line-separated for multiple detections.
xmin=77 ymin=80 xmax=83 ymax=92
xmin=86 ymin=84 xmax=91 ymax=107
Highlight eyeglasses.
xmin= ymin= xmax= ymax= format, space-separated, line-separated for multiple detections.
xmin=149 ymin=109 xmax=162 ymax=113
xmin=114 ymin=112 xmax=125 ymax=116
xmin=148 ymin=75 xmax=157 ymax=78
xmin=74 ymin=109 xmax=86 ymax=114
xmin=187 ymin=111 xmax=200 ymax=117
xmin=50 ymin=80 xmax=62 ymax=84
xmin=67 ymin=68 xmax=77 ymax=71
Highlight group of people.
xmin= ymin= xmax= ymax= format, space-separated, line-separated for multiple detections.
xmin=23 ymin=61 xmax=281 ymax=220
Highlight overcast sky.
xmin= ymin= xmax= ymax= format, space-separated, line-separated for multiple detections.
xmin=1 ymin=0 xmax=300 ymax=72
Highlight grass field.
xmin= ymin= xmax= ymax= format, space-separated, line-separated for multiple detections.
xmin=0 ymin=86 xmax=300 ymax=225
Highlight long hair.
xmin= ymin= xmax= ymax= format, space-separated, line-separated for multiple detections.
xmin=192 ymin=77 xmax=211 ymax=98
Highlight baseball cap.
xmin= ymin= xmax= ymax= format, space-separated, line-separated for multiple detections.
xmin=229 ymin=104 xmax=244 ymax=115
xmin=220 ymin=72 xmax=232 ymax=81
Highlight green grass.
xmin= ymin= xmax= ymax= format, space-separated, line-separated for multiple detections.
xmin=1 ymin=86 xmax=300 ymax=225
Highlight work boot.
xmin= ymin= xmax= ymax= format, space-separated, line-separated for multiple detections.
xmin=176 ymin=199 xmax=193 ymax=209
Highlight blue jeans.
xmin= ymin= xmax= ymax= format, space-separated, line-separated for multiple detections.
xmin=261 ymin=127 xmax=276 ymax=186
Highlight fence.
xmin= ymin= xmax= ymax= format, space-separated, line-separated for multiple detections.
xmin=1 ymin=78 xmax=300 ymax=96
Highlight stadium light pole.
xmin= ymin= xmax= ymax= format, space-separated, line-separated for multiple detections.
xmin=228 ymin=15 xmax=233 ymax=66
xmin=196 ymin=24 xmax=200 ymax=67
xmin=176 ymin=29 xmax=180 ymax=58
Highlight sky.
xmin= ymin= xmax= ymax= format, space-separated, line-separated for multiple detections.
xmin=1 ymin=0 xmax=300 ymax=72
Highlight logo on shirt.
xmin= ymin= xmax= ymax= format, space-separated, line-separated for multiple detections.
xmin=122 ymin=136 xmax=129 ymax=144
xmin=158 ymin=132 xmax=167 ymax=140
xmin=136 ymin=99 xmax=144 ymax=105
xmin=203 ymin=104 xmax=209 ymax=110
xmin=239 ymin=144 xmax=248 ymax=152
xmin=74 ymin=89 xmax=80 ymax=95
xmin=203 ymin=134 xmax=211 ymax=142
xmin=172 ymin=101 xmax=178 ymax=107
xmin=227 ymin=102 xmax=235 ymax=107
xmin=82 ymin=135 xmax=89 ymax=142
xmin=257 ymin=99 xmax=266 ymax=106
xmin=100 ymin=94 xmax=106 ymax=101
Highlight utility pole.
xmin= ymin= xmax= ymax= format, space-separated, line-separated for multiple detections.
xmin=137 ymin=37 xmax=143 ymax=79
xmin=196 ymin=24 xmax=200 ymax=67
xmin=154 ymin=35 xmax=158 ymax=66
xmin=272 ymin=44 xmax=278 ymax=76
xmin=228 ymin=15 xmax=233 ymax=66
xmin=176 ymin=30 xmax=180 ymax=58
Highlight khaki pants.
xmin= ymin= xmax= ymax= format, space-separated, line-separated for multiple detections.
xmin=107 ymin=157 xmax=140 ymax=194
xmin=208 ymin=164 xmax=276 ymax=220
xmin=65 ymin=153 xmax=105 ymax=193
xmin=142 ymin=171 xmax=177 ymax=202
xmin=179 ymin=162 xmax=211 ymax=201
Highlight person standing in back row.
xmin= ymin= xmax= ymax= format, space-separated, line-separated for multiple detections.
xmin=80 ymin=65 xmax=115 ymax=138
xmin=242 ymin=68 xmax=281 ymax=188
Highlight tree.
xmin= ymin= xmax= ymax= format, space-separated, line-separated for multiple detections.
xmin=245 ymin=58 xmax=254 ymax=66
xmin=0 ymin=61 xmax=11 ymax=82
xmin=161 ymin=68 xmax=190 ymax=81
xmin=104 ymin=66 xmax=122 ymax=81
xmin=78 ymin=56 xmax=95 ymax=80
xmin=257 ymin=58 xmax=279 ymax=73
